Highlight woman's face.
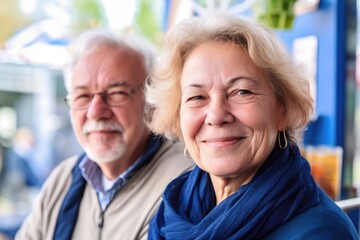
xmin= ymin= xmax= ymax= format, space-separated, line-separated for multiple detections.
xmin=180 ymin=41 xmax=284 ymax=181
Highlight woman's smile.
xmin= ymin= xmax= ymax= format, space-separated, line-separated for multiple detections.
xmin=201 ymin=136 xmax=246 ymax=147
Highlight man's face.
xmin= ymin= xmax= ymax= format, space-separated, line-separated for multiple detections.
xmin=69 ymin=45 xmax=149 ymax=168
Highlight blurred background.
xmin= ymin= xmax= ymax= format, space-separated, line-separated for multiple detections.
xmin=0 ymin=0 xmax=360 ymax=239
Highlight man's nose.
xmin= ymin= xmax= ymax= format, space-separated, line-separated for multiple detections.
xmin=86 ymin=94 xmax=113 ymax=120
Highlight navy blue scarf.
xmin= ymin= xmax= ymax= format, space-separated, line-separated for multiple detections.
xmin=149 ymin=144 xmax=320 ymax=240
xmin=53 ymin=134 xmax=164 ymax=240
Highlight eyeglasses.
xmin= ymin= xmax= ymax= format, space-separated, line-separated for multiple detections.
xmin=64 ymin=86 xmax=138 ymax=110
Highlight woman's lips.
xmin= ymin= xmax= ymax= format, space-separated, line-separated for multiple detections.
xmin=202 ymin=136 xmax=245 ymax=147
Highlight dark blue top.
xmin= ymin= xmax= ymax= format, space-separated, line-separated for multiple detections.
xmin=264 ymin=189 xmax=359 ymax=240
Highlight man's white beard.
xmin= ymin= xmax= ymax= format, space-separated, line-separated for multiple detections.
xmin=85 ymin=142 xmax=126 ymax=163
xmin=82 ymin=120 xmax=126 ymax=163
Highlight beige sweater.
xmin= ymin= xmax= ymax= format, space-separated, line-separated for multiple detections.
xmin=15 ymin=140 xmax=194 ymax=240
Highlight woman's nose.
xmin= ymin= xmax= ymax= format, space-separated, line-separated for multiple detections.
xmin=204 ymin=98 xmax=234 ymax=127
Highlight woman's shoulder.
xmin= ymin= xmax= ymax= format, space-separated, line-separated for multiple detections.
xmin=264 ymin=190 xmax=358 ymax=240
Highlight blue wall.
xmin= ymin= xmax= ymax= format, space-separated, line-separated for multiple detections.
xmin=276 ymin=0 xmax=346 ymax=148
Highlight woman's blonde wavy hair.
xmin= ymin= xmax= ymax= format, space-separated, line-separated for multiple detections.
xmin=146 ymin=11 xmax=313 ymax=144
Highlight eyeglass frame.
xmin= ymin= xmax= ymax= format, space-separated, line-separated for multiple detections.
xmin=64 ymin=83 xmax=141 ymax=110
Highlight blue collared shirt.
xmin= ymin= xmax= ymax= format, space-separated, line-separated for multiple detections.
xmin=79 ymin=134 xmax=164 ymax=210
xmin=79 ymin=155 xmax=144 ymax=210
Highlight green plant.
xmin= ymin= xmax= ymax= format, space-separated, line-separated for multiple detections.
xmin=252 ymin=0 xmax=296 ymax=29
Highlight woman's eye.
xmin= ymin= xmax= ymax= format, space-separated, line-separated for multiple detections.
xmin=187 ymin=95 xmax=204 ymax=102
xmin=233 ymin=89 xmax=253 ymax=96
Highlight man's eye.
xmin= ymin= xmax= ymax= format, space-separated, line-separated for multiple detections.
xmin=108 ymin=86 xmax=132 ymax=95
xmin=111 ymin=91 xmax=129 ymax=95
xmin=108 ymin=91 xmax=131 ymax=103
xmin=74 ymin=94 xmax=91 ymax=100
xmin=108 ymin=91 xmax=130 ymax=99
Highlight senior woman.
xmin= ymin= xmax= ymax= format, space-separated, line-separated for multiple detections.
xmin=146 ymin=11 xmax=358 ymax=240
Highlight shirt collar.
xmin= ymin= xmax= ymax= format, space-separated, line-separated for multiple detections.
xmin=79 ymin=133 xmax=165 ymax=194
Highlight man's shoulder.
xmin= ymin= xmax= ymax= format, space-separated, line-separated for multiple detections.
xmin=154 ymin=139 xmax=195 ymax=172
xmin=131 ymin=139 xmax=194 ymax=192
xmin=14 ymin=155 xmax=82 ymax=240
xmin=40 ymin=155 xmax=80 ymax=194
xmin=47 ymin=155 xmax=80 ymax=179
